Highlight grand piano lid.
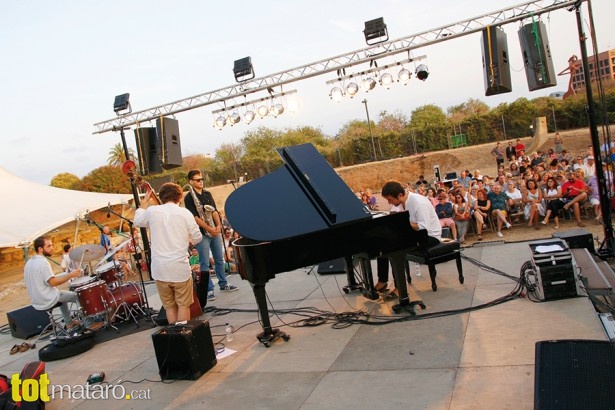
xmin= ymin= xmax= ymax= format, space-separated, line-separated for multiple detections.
xmin=225 ymin=143 xmax=372 ymax=242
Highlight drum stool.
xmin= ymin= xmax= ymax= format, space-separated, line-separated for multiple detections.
xmin=406 ymin=239 xmax=464 ymax=291
xmin=35 ymin=302 xmax=72 ymax=342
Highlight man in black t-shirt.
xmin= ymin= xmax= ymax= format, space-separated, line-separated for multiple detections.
xmin=184 ymin=170 xmax=238 ymax=302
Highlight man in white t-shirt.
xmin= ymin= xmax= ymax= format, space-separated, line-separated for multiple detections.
xmin=134 ymin=182 xmax=202 ymax=324
xmin=381 ymin=180 xmax=442 ymax=243
xmin=24 ymin=237 xmax=82 ymax=328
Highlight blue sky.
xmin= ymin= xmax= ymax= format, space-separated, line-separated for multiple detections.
xmin=1 ymin=0 xmax=614 ymax=184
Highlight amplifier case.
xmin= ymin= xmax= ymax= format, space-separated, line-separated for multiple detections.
xmin=151 ymin=320 xmax=217 ymax=380
xmin=530 ymin=240 xmax=580 ymax=301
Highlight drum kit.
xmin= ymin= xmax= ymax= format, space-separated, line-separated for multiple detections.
xmin=67 ymin=241 xmax=146 ymax=331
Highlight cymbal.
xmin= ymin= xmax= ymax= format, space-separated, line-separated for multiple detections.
xmin=69 ymin=244 xmax=106 ymax=263
xmin=94 ymin=239 xmax=132 ymax=266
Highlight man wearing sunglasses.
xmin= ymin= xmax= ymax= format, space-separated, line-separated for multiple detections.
xmin=185 ymin=170 xmax=238 ymax=302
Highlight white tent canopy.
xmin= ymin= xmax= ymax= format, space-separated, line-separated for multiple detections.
xmin=0 ymin=166 xmax=134 ymax=248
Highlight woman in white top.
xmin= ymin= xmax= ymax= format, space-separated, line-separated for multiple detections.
xmin=522 ymin=179 xmax=545 ymax=229
xmin=541 ymin=176 xmax=564 ymax=229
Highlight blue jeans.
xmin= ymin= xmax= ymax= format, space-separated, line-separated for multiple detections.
xmin=195 ymin=234 xmax=227 ymax=292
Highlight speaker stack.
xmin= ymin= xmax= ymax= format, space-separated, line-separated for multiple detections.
xmin=151 ymin=320 xmax=217 ymax=380
xmin=481 ymin=26 xmax=512 ymax=96
xmin=518 ymin=20 xmax=557 ymax=91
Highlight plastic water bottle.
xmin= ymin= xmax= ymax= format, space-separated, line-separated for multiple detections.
xmin=415 ymin=262 xmax=422 ymax=276
xmin=225 ymin=323 xmax=233 ymax=342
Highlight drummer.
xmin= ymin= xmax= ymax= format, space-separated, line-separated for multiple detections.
xmin=24 ymin=237 xmax=83 ymax=329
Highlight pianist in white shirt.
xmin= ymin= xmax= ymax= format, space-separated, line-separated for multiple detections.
xmin=381 ymin=180 xmax=442 ymax=245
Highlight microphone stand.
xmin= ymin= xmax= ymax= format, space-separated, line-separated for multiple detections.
xmin=106 ymin=207 xmax=154 ymax=324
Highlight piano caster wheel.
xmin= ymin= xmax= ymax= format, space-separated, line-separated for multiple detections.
xmin=392 ymin=300 xmax=425 ymax=316
xmin=343 ymin=287 xmax=350 ymax=294
xmin=432 ymin=284 xmax=437 ymax=292
xmin=361 ymin=289 xmax=379 ymax=301
xmin=459 ymin=276 xmax=464 ymax=284
xmin=257 ymin=328 xmax=290 ymax=348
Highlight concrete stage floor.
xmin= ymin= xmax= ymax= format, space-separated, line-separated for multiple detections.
xmin=0 ymin=240 xmax=609 ymax=409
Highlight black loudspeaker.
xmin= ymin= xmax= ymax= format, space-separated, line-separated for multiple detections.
xmin=535 ymin=340 xmax=615 ymax=410
xmin=155 ymin=117 xmax=182 ymax=170
xmin=134 ymin=127 xmax=162 ymax=175
xmin=518 ymin=21 xmax=557 ymax=91
xmin=151 ymin=320 xmax=217 ymax=380
xmin=481 ymin=26 xmax=512 ymax=96
xmin=6 ymin=305 xmax=50 ymax=339
xmin=553 ymin=228 xmax=595 ymax=254
xmin=317 ymin=258 xmax=346 ymax=275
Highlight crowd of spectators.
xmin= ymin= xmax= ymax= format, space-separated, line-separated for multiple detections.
xmin=360 ymin=135 xmax=614 ymax=243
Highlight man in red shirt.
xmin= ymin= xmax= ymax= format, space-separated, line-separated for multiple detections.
xmin=514 ymin=139 xmax=525 ymax=158
xmin=561 ymin=171 xmax=588 ymax=227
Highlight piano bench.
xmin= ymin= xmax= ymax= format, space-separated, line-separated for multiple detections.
xmin=406 ymin=240 xmax=464 ymax=291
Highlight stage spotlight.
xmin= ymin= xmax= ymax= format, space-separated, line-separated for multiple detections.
xmin=243 ymin=110 xmax=255 ymax=124
xmin=398 ymin=68 xmax=411 ymax=84
xmin=257 ymin=105 xmax=269 ymax=118
xmin=415 ymin=64 xmax=429 ymax=81
xmin=363 ymin=17 xmax=388 ymax=46
xmin=286 ymin=97 xmax=300 ymax=113
xmin=233 ymin=56 xmax=255 ymax=82
xmin=329 ymin=87 xmax=344 ymax=102
xmin=113 ymin=93 xmax=131 ymax=115
xmin=271 ymin=104 xmax=284 ymax=117
xmin=228 ymin=112 xmax=241 ymax=125
xmin=214 ymin=116 xmax=226 ymax=129
xmin=346 ymin=82 xmax=359 ymax=97
xmin=361 ymin=77 xmax=376 ymax=92
xmin=379 ymin=73 xmax=393 ymax=88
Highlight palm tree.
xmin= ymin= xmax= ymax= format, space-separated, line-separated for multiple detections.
xmin=107 ymin=143 xmax=136 ymax=166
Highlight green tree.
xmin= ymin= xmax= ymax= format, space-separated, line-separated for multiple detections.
xmin=107 ymin=143 xmax=136 ymax=166
xmin=75 ymin=165 xmax=132 ymax=193
xmin=50 ymin=172 xmax=81 ymax=190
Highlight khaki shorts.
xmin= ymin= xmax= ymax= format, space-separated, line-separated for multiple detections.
xmin=156 ymin=277 xmax=194 ymax=309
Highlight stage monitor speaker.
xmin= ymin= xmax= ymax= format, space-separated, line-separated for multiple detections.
xmin=317 ymin=258 xmax=346 ymax=275
xmin=552 ymin=228 xmax=595 ymax=254
xmin=518 ymin=21 xmax=557 ymax=91
xmin=7 ymin=305 xmax=50 ymax=339
xmin=134 ymin=127 xmax=162 ymax=175
xmin=155 ymin=117 xmax=182 ymax=170
xmin=151 ymin=320 xmax=217 ymax=380
xmin=535 ymin=340 xmax=615 ymax=410
xmin=481 ymin=26 xmax=512 ymax=96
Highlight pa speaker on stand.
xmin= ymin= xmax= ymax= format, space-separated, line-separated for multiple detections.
xmin=155 ymin=117 xmax=182 ymax=170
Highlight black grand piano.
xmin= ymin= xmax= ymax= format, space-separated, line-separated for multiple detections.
xmin=225 ymin=143 xmax=428 ymax=347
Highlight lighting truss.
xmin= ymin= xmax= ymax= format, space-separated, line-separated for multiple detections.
xmin=93 ymin=0 xmax=578 ymax=134
xmin=325 ymin=56 xmax=426 ymax=85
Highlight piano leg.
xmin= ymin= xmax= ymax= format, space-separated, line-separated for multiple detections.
xmin=342 ymin=255 xmax=363 ymax=294
xmin=386 ymin=251 xmax=426 ymax=315
xmin=252 ymin=282 xmax=290 ymax=347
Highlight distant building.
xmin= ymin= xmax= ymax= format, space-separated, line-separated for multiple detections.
xmin=571 ymin=48 xmax=615 ymax=91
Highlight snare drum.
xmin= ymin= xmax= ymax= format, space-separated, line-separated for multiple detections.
xmin=107 ymin=282 xmax=144 ymax=321
xmin=76 ymin=280 xmax=110 ymax=317
xmin=96 ymin=261 xmax=122 ymax=287
xmin=68 ymin=275 xmax=98 ymax=292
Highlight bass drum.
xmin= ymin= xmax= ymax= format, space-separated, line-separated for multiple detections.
xmin=107 ymin=282 xmax=144 ymax=322
xmin=76 ymin=280 xmax=110 ymax=317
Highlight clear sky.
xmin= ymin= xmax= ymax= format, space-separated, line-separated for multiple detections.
xmin=1 ymin=0 xmax=613 ymax=184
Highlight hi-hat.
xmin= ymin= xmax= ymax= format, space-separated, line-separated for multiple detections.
xmin=69 ymin=244 xmax=106 ymax=262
